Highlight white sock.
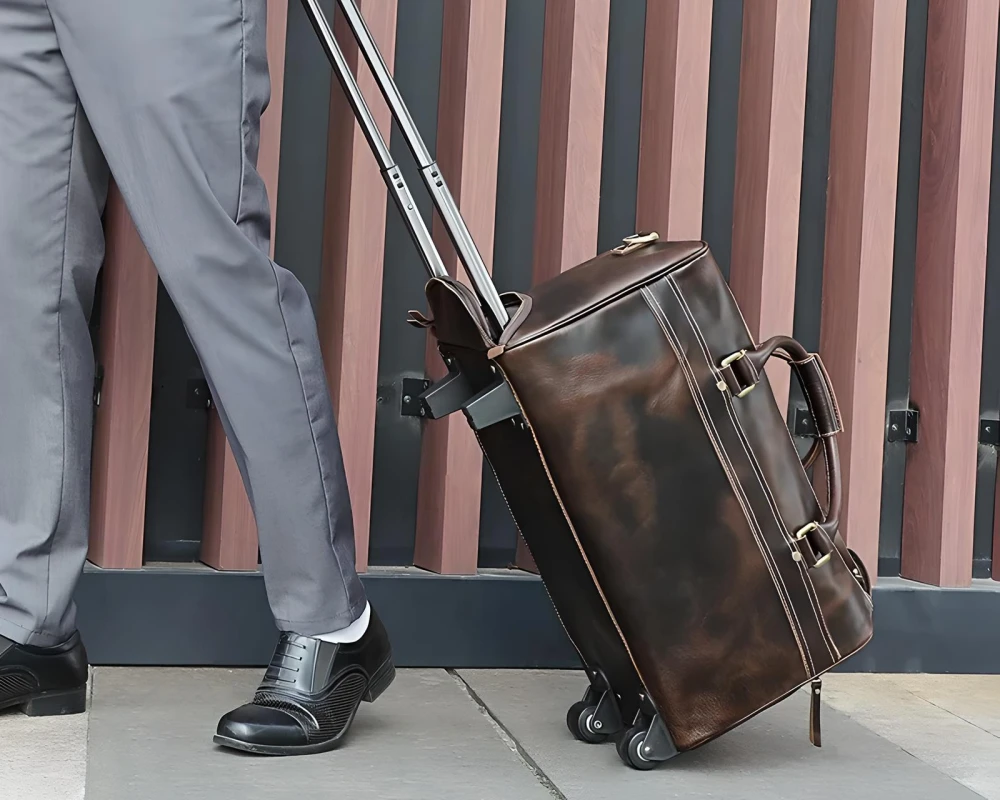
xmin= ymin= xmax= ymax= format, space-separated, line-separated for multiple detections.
xmin=313 ymin=602 xmax=371 ymax=644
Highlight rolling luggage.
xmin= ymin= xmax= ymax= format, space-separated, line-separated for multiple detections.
xmin=302 ymin=0 xmax=875 ymax=770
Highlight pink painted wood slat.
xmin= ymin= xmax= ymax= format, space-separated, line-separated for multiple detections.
xmin=89 ymin=184 xmax=159 ymax=569
xmin=816 ymin=0 xmax=906 ymax=583
xmin=729 ymin=0 xmax=811 ymax=410
xmin=413 ymin=0 xmax=507 ymax=575
xmin=635 ymin=0 xmax=713 ymax=239
xmin=901 ymin=0 xmax=998 ymax=587
xmin=517 ymin=0 xmax=611 ymax=571
xmin=318 ymin=0 xmax=399 ymax=572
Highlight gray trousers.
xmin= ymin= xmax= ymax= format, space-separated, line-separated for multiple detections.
xmin=0 ymin=0 xmax=367 ymax=646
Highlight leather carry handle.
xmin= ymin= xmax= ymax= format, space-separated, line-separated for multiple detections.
xmin=719 ymin=336 xmax=865 ymax=582
xmin=718 ymin=335 xmax=843 ymax=544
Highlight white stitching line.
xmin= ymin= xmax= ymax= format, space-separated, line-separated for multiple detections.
xmin=643 ymin=287 xmax=815 ymax=674
xmin=640 ymin=287 xmax=813 ymax=677
xmin=665 ymin=280 xmax=840 ymax=663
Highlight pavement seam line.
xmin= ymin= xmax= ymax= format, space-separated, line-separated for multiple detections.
xmin=447 ymin=670 xmax=568 ymax=800
xmin=903 ymin=688 xmax=1000 ymax=742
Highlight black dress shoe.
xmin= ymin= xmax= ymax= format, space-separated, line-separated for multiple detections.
xmin=0 ymin=631 xmax=89 ymax=716
xmin=214 ymin=607 xmax=394 ymax=756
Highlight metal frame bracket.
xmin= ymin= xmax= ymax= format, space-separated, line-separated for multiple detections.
xmin=887 ymin=408 xmax=919 ymax=443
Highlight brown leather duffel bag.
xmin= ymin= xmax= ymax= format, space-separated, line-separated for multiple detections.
xmin=417 ymin=236 xmax=874 ymax=769
xmin=307 ymin=0 xmax=874 ymax=771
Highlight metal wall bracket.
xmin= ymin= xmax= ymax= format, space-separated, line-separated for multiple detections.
xmin=887 ymin=409 xmax=919 ymax=443
xmin=793 ymin=406 xmax=818 ymax=438
xmin=981 ymin=418 xmax=1000 ymax=447
xmin=400 ymin=378 xmax=432 ymax=417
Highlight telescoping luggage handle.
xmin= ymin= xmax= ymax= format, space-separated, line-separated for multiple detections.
xmin=300 ymin=0 xmax=510 ymax=338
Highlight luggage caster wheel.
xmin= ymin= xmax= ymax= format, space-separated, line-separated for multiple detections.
xmin=566 ymin=701 xmax=608 ymax=744
xmin=618 ymin=726 xmax=658 ymax=771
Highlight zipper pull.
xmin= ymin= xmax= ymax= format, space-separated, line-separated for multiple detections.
xmin=809 ymin=679 xmax=822 ymax=747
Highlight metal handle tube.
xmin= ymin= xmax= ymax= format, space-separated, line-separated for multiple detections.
xmin=333 ymin=0 xmax=509 ymax=334
xmin=301 ymin=0 xmax=447 ymax=280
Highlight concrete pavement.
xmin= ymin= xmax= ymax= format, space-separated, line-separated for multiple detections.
xmin=1 ymin=669 xmax=998 ymax=799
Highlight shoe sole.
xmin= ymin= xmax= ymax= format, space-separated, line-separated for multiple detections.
xmin=213 ymin=656 xmax=396 ymax=756
xmin=0 ymin=685 xmax=88 ymax=717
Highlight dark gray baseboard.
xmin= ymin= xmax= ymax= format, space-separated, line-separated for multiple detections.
xmin=76 ymin=566 xmax=1000 ymax=673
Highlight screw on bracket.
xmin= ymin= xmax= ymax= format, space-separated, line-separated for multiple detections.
xmin=400 ymin=377 xmax=431 ymax=417
xmin=887 ymin=409 xmax=919 ymax=443
xmin=981 ymin=419 xmax=1000 ymax=447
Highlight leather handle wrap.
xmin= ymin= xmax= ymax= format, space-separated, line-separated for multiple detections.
xmin=724 ymin=335 xmax=843 ymax=541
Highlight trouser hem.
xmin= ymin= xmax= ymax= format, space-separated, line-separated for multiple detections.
xmin=273 ymin=595 xmax=370 ymax=638
xmin=0 ymin=616 xmax=72 ymax=648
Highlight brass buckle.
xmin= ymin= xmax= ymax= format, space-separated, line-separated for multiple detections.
xmin=720 ymin=349 xmax=747 ymax=368
xmin=719 ymin=350 xmax=756 ymax=398
xmin=612 ymin=231 xmax=659 ymax=255
xmin=794 ymin=521 xmax=821 ymax=540
xmin=793 ymin=522 xmax=831 ymax=569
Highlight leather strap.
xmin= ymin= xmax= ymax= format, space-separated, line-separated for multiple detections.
xmin=718 ymin=335 xmax=871 ymax=588
xmin=720 ymin=336 xmax=842 ymax=539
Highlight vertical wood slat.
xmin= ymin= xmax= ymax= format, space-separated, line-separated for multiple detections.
xmin=318 ymin=0 xmax=398 ymax=572
xmin=88 ymin=184 xmax=158 ymax=569
xmin=516 ymin=0 xmax=611 ymax=570
xmin=200 ymin=0 xmax=289 ymax=570
xmin=413 ymin=0 xmax=507 ymax=575
xmin=901 ymin=0 xmax=998 ymax=587
xmin=729 ymin=0 xmax=811 ymax=409
xmin=635 ymin=0 xmax=713 ymax=239
xmin=817 ymin=0 xmax=906 ymax=583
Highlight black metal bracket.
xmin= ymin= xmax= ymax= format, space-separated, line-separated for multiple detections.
xmin=793 ymin=406 xmax=818 ymax=438
xmin=186 ymin=379 xmax=213 ymax=410
xmin=399 ymin=361 xmax=521 ymax=431
xmin=981 ymin=418 xmax=1000 ymax=447
xmin=400 ymin=378 xmax=432 ymax=417
xmin=887 ymin=408 xmax=919 ymax=443
xmin=638 ymin=714 xmax=679 ymax=763
xmin=580 ymin=668 xmax=624 ymax=736
xmin=462 ymin=380 xmax=521 ymax=431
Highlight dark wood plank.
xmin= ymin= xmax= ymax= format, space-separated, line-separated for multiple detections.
xmin=89 ymin=184 xmax=158 ymax=569
xmin=635 ymin=0 xmax=713 ymax=238
xmin=517 ymin=0 xmax=611 ymax=571
xmin=817 ymin=0 xmax=906 ymax=583
xmin=901 ymin=0 xmax=998 ymax=587
xmin=201 ymin=0 xmax=288 ymax=570
xmin=729 ymin=0 xmax=811 ymax=408
xmin=318 ymin=0 xmax=398 ymax=572
xmin=413 ymin=0 xmax=507 ymax=575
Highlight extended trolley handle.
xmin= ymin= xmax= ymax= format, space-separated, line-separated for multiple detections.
xmin=300 ymin=0 xmax=510 ymax=337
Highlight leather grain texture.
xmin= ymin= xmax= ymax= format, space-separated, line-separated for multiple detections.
xmin=422 ymin=241 xmax=872 ymax=752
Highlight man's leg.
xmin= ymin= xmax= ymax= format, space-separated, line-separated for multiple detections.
xmin=0 ymin=0 xmax=102 ymax=717
xmin=0 ymin=0 xmax=108 ymax=647
xmin=46 ymin=0 xmax=392 ymax=752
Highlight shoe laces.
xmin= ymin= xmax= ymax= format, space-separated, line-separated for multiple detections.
xmin=263 ymin=634 xmax=307 ymax=685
